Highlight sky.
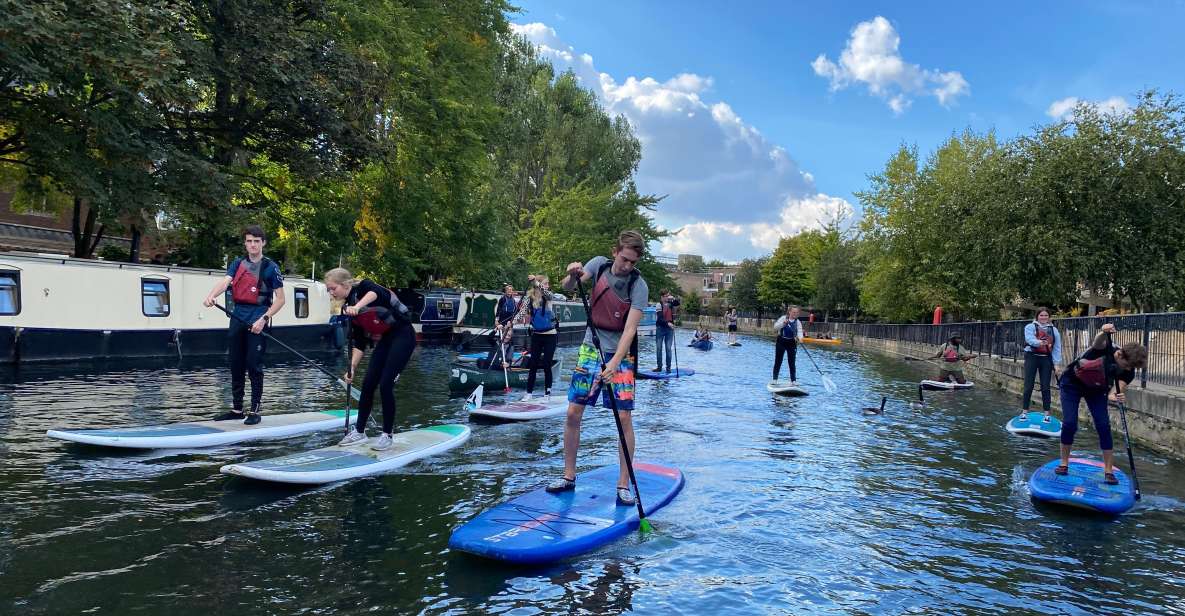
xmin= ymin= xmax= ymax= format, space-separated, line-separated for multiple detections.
xmin=508 ymin=1 xmax=1185 ymax=262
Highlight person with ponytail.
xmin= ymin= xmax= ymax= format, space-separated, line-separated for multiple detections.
xmin=520 ymin=274 xmax=559 ymax=402
xmin=1020 ymin=307 xmax=1062 ymax=421
xmin=1057 ymin=323 xmax=1148 ymax=484
xmin=323 ymin=268 xmax=416 ymax=451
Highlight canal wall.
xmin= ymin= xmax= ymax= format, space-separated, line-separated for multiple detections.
xmin=691 ymin=314 xmax=1185 ymax=460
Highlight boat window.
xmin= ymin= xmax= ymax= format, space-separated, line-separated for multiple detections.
xmin=437 ymin=299 xmax=454 ymax=320
xmin=141 ymin=279 xmax=170 ymax=317
xmin=294 ymin=287 xmax=309 ymax=318
xmin=0 ymin=272 xmax=19 ymax=315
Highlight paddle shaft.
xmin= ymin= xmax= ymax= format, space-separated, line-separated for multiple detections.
xmin=1108 ymin=332 xmax=1141 ymax=500
xmin=213 ymin=303 xmax=358 ymax=398
xmin=572 ymin=275 xmax=649 ymax=526
xmin=798 ymin=342 xmax=835 ymax=391
xmin=673 ymin=324 xmax=681 ymax=379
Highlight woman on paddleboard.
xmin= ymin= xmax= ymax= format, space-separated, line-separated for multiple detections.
xmin=1056 ymin=323 xmax=1147 ymax=484
xmin=1020 ymin=307 xmax=1062 ymax=421
xmin=928 ymin=333 xmax=977 ymax=384
xmin=520 ymin=274 xmax=558 ymax=402
xmin=772 ymin=305 xmax=804 ymax=384
xmin=726 ymin=308 xmax=738 ymax=344
xmin=324 ymin=268 xmax=417 ymax=451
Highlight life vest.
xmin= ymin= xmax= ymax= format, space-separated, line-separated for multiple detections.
xmin=349 ymin=286 xmax=410 ymax=341
xmin=496 ymin=295 xmax=518 ymax=324
xmin=530 ymin=298 xmax=556 ymax=331
xmin=230 ymin=257 xmax=274 ymax=305
xmin=942 ymin=344 xmax=960 ymax=362
xmin=1073 ymin=356 xmax=1108 ymax=389
xmin=661 ymin=302 xmax=674 ymax=324
xmin=1030 ymin=324 xmax=1054 ymax=355
xmin=589 ymin=262 xmax=638 ymax=332
xmin=779 ymin=319 xmax=798 ymax=340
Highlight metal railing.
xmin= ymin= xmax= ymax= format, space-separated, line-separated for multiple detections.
xmin=804 ymin=313 xmax=1185 ymax=389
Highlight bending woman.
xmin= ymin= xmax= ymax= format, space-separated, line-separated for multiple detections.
xmin=324 ymin=268 xmax=417 ymax=450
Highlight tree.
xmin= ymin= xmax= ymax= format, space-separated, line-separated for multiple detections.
xmin=729 ymin=258 xmax=765 ymax=314
xmin=681 ymin=288 xmax=702 ymax=316
xmin=813 ymin=242 xmax=861 ymax=317
xmin=759 ymin=236 xmax=811 ymax=307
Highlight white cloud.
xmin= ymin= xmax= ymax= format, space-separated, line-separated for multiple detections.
xmin=511 ymin=22 xmax=853 ymax=261
xmin=812 ymin=16 xmax=969 ymax=114
xmin=1046 ymin=96 xmax=1132 ymax=121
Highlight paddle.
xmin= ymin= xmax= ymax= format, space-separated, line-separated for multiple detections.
xmin=798 ymin=343 xmax=837 ymax=393
xmin=572 ymin=274 xmax=652 ymax=534
xmin=342 ymin=335 xmax=354 ymax=434
xmin=454 ymin=327 xmax=492 ymax=352
xmin=212 ymin=303 xmax=361 ymax=400
xmin=673 ymin=325 xmax=681 ymax=379
xmin=497 ymin=326 xmax=512 ymax=393
xmin=1108 ymin=332 xmax=1141 ymax=500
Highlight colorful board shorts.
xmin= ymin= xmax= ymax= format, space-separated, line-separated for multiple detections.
xmin=567 ymin=343 xmax=636 ymax=411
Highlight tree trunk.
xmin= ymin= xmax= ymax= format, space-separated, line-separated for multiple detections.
xmin=71 ymin=196 xmax=105 ymax=259
xmin=129 ymin=224 xmax=141 ymax=263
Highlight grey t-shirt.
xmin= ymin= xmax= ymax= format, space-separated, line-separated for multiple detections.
xmin=581 ymin=255 xmax=649 ymax=355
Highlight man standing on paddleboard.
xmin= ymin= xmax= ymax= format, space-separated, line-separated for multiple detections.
xmin=202 ymin=225 xmax=286 ymax=425
xmin=546 ymin=230 xmax=650 ymax=506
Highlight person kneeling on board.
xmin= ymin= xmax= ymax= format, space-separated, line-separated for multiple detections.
xmin=1056 ymin=323 xmax=1147 ymax=484
xmin=928 ymin=333 xmax=977 ymax=384
xmin=772 ymin=306 xmax=804 ymax=384
xmin=324 ymin=268 xmax=417 ymax=451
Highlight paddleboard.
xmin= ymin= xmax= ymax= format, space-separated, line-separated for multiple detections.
xmin=767 ymin=380 xmax=808 ymax=396
xmin=219 ymin=424 xmax=470 ymax=484
xmin=1006 ymin=412 xmax=1063 ymax=438
xmin=637 ymin=368 xmax=696 ymax=380
xmin=726 ymin=342 xmax=742 ymax=347
xmin=469 ymin=399 xmax=568 ymax=421
xmin=1029 ymin=458 xmax=1135 ymax=515
xmin=448 ymin=462 xmax=684 ymax=564
xmin=920 ymin=379 xmax=974 ymax=391
xmin=47 ymin=410 xmax=355 ymax=449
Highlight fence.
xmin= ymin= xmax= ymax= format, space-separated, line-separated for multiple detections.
xmin=803 ymin=312 xmax=1185 ymax=389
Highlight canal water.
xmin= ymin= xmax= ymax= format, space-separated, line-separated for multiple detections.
xmin=2 ymin=331 xmax=1184 ymax=614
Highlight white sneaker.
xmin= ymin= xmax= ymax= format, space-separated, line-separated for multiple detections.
xmin=371 ymin=433 xmax=393 ymax=451
xmin=790 ymin=380 xmax=799 ymax=386
xmin=338 ymin=430 xmax=367 ymax=446
xmin=519 ymin=393 xmax=534 ymax=402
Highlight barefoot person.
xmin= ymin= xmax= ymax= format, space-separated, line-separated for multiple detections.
xmin=202 ymin=225 xmax=285 ymax=424
xmin=1056 ymin=323 xmax=1148 ymax=484
xmin=545 ymin=231 xmax=649 ymax=506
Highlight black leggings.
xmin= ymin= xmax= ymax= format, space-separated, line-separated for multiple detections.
xmin=228 ymin=318 xmax=267 ymax=411
xmin=526 ymin=333 xmax=557 ymax=393
xmin=1022 ymin=352 xmax=1054 ymax=411
xmin=356 ymin=324 xmax=417 ymax=434
xmin=773 ymin=337 xmax=798 ymax=380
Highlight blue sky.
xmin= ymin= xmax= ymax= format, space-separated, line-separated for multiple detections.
xmin=509 ymin=1 xmax=1185 ymax=261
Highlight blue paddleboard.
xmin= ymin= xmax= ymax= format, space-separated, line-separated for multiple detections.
xmin=637 ymin=368 xmax=696 ymax=380
xmin=1029 ymin=458 xmax=1135 ymax=515
xmin=1006 ymin=412 xmax=1062 ymax=438
xmin=448 ymin=462 xmax=684 ymax=564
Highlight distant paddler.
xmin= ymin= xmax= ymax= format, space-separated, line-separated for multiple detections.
xmin=324 ymin=268 xmax=417 ymax=451
xmin=202 ymin=224 xmax=286 ymax=425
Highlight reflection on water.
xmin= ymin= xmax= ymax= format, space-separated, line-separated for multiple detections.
xmin=2 ymin=332 xmax=1184 ymax=614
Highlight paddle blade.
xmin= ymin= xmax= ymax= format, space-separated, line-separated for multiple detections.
xmin=822 ymin=376 xmax=837 ymax=393
xmin=639 ymin=518 xmax=654 ymax=534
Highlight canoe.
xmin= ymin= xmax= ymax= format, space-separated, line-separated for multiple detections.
xmin=448 ymin=359 xmax=562 ymax=391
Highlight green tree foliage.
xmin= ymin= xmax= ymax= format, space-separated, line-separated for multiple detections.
xmin=813 ymin=242 xmax=861 ymax=314
xmin=759 ymin=236 xmax=811 ymax=307
xmin=729 ymin=258 xmax=766 ymax=313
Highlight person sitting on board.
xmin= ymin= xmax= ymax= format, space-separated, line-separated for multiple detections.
xmin=202 ymin=224 xmax=286 ymax=425
xmin=1020 ymin=307 xmax=1063 ymax=422
xmin=324 ymin=268 xmax=418 ymax=451
xmin=692 ymin=326 xmax=711 ymax=342
xmin=653 ymin=289 xmax=680 ymax=373
xmin=492 ymin=283 xmax=519 ymax=354
xmin=726 ymin=307 xmax=739 ymax=344
xmin=521 ymin=274 xmax=559 ymax=402
xmin=1056 ymin=323 xmax=1147 ymax=484
xmin=772 ymin=305 xmax=804 ymax=385
xmin=928 ymin=333 xmax=978 ymax=384
xmin=545 ymin=230 xmax=649 ymax=506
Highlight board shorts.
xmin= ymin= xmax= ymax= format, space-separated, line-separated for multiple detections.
xmin=567 ymin=343 xmax=636 ymax=411
xmin=728 ymin=323 xmax=737 ymax=332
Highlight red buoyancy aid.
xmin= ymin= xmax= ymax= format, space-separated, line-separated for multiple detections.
xmin=661 ymin=302 xmax=673 ymax=323
xmin=354 ymin=307 xmax=394 ymax=340
xmin=589 ymin=263 xmax=638 ymax=332
xmin=942 ymin=345 xmax=960 ymax=362
xmin=1031 ymin=324 xmax=1054 ymax=355
xmin=1073 ymin=356 xmax=1108 ymax=389
xmin=230 ymin=257 xmax=273 ymax=305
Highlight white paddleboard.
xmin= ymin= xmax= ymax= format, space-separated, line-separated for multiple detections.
xmin=920 ymin=379 xmax=974 ymax=391
xmin=767 ymin=380 xmax=808 ymax=396
xmin=469 ymin=399 xmax=567 ymax=421
xmin=219 ymin=424 xmax=470 ymax=484
xmin=47 ymin=410 xmax=355 ymax=449
xmin=1006 ymin=411 xmax=1063 ymax=438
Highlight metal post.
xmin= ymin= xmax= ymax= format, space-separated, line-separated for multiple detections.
xmin=1141 ymin=313 xmax=1151 ymax=388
